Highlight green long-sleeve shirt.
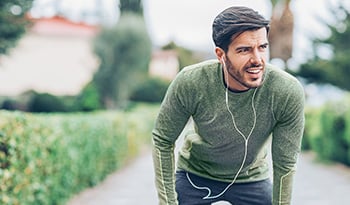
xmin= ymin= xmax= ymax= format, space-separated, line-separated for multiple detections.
xmin=152 ymin=60 xmax=305 ymax=205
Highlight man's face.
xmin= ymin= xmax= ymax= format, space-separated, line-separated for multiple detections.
xmin=221 ymin=28 xmax=269 ymax=91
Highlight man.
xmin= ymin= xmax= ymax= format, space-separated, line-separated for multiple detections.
xmin=152 ymin=6 xmax=305 ymax=205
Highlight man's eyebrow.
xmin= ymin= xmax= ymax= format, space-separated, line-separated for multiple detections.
xmin=235 ymin=45 xmax=251 ymax=51
xmin=235 ymin=42 xmax=269 ymax=50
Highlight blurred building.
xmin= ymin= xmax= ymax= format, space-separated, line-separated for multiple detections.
xmin=0 ymin=15 xmax=181 ymax=97
xmin=149 ymin=50 xmax=179 ymax=81
xmin=0 ymin=16 xmax=99 ymax=96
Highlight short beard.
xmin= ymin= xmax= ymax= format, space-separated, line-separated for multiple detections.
xmin=224 ymin=57 xmax=264 ymax=90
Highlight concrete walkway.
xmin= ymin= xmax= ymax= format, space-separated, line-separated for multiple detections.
xmin=67 ymin=150 xmax=350 ymax=205
xmin=67 ymin=150 xmax=158 ymax=205
xmin=291 ymin=152 xmax=350 ymax=205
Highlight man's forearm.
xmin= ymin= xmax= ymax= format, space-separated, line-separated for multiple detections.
xmin=152 ymin=141 xmax=178 ymax=205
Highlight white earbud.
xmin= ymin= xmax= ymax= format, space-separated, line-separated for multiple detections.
xmin=221 ymin=56 xmax=225 ymax=64
xmin=221 ymin=56 xmax=227 ymax=73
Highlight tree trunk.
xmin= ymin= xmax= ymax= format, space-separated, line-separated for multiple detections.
xmin=269 ymin=1 xmax=294 ymax=63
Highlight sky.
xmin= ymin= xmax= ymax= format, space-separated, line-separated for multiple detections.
xmin=143 ymin=0 xmax=345 ymax=67
xmin=30 ymin=0 xmax=346 ymax=66
xmin=143 ymin=0 xmax=270 ymax=50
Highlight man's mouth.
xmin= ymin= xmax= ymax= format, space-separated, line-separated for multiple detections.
xmin=246 ymin=66 xmax=263 ymax=74
xmin=247 ymin=69 xmax=261 ymax=74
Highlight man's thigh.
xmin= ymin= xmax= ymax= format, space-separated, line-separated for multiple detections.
xmin=176 ymin=171 xmax=272 ymax=205
xmin=223 ymin=179 xmax=272 ymax=205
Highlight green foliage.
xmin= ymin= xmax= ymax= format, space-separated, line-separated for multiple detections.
xmin=269 ymin=0 xmax=291 ymax=7
xmin=74 ymin=82 xmax=101 ymax=111
xmin=92 ymin=12 xmax=152 ymax=108
xmin=303 ymin=95 xmax=350 ymax=166
xmin=296 ymin=4 xmax=350 ymax=91
xmin=313 ymin=105 xmax=348 ymax=164
xmin=0 ymin=0 xmax=33 ymax=55
xmin=129 ymin=77 xmax=170 ymax=103
xmin=1 ymin=91 xmax=84 ymax=113
xmin=0 ymin=103 xmax=159 ymax=205
xmin=119 ymin=0 xmax=143 ymax=15
xmin=301 ymin=108 xmax=322 ymax=150
xmin=1 ymin=90 xmax=36 ymax=112
xmin=27 ymin=92 xmax=68 ymax=113
xmin=1 ymin=99 xmax=19 ymax=110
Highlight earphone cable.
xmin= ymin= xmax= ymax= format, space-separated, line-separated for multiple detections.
xmin=186 ymin=62 xmax=258 ymax=200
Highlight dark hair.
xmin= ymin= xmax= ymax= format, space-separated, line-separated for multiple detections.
xmin=212 ymin=6 xmax=270 ymax=52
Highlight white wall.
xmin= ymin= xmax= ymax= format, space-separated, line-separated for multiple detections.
xmin=0 ymin=32 xmax=98 ymax=96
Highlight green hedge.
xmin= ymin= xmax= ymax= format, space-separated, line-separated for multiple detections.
xmin=0 ymin=103 xmax=159 ymax=205
xmin=129 ymin=77 xmax=170 ymax=103
xmin=303 ymin=95 xmax=350 ymax=166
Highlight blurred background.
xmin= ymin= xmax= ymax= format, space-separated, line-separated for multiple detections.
xmin=0 ymin=0 xmax=349 ymax=111
xmin=1 ymin=0 xmax=350 ymax=204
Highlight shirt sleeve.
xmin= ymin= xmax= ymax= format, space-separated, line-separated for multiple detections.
xmin=152 ymin=72 xmax=192 ymax=205
xmin=271 ymin=81 xmax=305 ymax=205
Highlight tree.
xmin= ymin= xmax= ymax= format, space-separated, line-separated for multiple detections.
xmin=92 ymin=0 xmax=151 ymax=108
xmin=129 ymin=77 xmax=170 ymax=103
xmin=295 ymin=4 xmax=350 ymax=91
xmin=268 ymin=0 xmax=294 ymax=63
xmin=27 ymin=92 xmax=67 ymax=112
xmin=74 ymin=82 xmax=101 ymax=111
xmin=0 ymin=0 xmax=33 ymax=55
xmin=120 ymin=0 xmax=143 ymax=15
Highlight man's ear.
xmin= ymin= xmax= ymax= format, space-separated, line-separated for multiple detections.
xmin=215 ymin=47 xmax=225 ymax=62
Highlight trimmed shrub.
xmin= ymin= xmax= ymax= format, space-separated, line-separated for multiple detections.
xmin=1 ymin=99 xmax=18 ymax=110
xmin=74 ymin=82 xmax=102 ymax=112
xmin=27 ymin=93 xmax=68 ymax=113
xmin=301 ymin=107 xmax=322 ymax=150
xmin=0 ymin=103 xmax=159 ymax=205
xmin=304 ymin=95 xmax=350 ymax=166
xmin=129 ymin=77 xmax=170 ymax=103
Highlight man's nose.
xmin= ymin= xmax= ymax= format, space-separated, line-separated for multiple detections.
xmin=250 ymin=49 xmax=263 ymax=65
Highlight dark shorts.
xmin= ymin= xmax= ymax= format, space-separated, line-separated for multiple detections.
xmin=176 ymin=171 xmax=272 ymax=205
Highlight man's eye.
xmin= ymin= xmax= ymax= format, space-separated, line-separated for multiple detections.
xmin=238 ymin=48 xmax=250 ymax=53
xmin=260 ymin=44 xmax=268 ymax=49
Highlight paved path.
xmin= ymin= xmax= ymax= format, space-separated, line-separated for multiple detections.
xmin=291 ymin=152 xmax=350 ymax=205
xmin=67 ymin=150 xmax=158 ymax=205
xmin=67 ymin=150 xmax=350 ymax=205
